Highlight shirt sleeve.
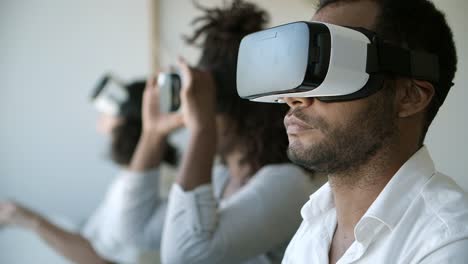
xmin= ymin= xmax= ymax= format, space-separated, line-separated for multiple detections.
xmin=161 ymin=165 xmax=315 ymax=264
xmin=83 ymin=168 xmax=167 ymax=254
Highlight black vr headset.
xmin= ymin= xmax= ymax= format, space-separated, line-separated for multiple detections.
xmin=236 ymin=21 xmax=441 ymax=103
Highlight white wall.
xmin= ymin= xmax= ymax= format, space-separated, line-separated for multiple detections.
xmin=425 ymin=0 xmax=468 ymax=191
xmin=159 ymin=0 xmax=468 ymax=191
xmin=158 ymin=0 xmax=315 ymax=66
xmin=0 ymin=0 xmax=150 ymax=263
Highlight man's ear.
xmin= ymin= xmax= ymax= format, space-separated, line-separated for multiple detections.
xmin=396 ymin=79 xmax=435 ymax=118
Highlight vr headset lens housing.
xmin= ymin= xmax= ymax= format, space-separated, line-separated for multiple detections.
xmin=91 ymin=75 xmax=130 ymax=116
xmin=236 ymin=21 xmax=440 ymax=103
xmin=157 ymin=72 xmax=182 ymax=113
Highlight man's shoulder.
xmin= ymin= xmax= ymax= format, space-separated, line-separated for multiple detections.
xmin=391 ymin=172 xmax=468 ymax=262
xmin=420 ymin=172 xmax=468 ymax=236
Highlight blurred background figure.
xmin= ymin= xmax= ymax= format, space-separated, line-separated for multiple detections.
xmin=0 ymin=76 xmax=177 ymax=264
xmin=0 ymin=1 xmax=152 ymax=263
xmin=110 ymin=1 xmax=327 ymax=263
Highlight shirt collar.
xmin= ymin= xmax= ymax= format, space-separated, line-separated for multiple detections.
xmin=361 ymin=146 xmax=436 ymax=232
xmin=301 ymin=146 xmax=436 ymax=234
xmin=301 ymin=181 xmax=334 ymax=223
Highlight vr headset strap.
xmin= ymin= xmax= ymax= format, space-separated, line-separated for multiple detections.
xmin=366 ymin=41 xmax=440 ymax=83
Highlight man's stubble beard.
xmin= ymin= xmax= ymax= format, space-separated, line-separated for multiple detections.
xmin=287 ymin=90 xmax=398 ymax=179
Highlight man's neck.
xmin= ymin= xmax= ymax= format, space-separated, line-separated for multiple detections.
xmin=327 ymin=143 xmax=420 ymax=262
xmin=330 ymin=166 xmax=393 ymax=235
xmin=330 ymin=144 xmax=419 ymax=232
xmin=327 ymin=147 xmax=398 ymax=263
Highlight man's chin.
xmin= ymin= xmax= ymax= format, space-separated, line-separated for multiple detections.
xmin=287 ymin=137 xmax=317 ymax=154
xmin=287 ymin=140 xmax=330 ymax=171
xmin=287 ymin=145 xmax=311 ymax=168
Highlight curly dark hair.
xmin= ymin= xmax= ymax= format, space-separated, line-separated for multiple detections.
xmin=316 ymin=0 xmax=457 ymax=143
xmin=185 ymin=0 xmax=290 ymax=169
xmin=111 ymin=118 xmax=142 ymax=166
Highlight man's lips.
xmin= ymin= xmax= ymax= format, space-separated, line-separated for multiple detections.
xmin=284 ymin=116 xmax=315 ymax=135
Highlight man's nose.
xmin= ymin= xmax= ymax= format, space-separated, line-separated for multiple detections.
xmin=284 ymin=97 xmax=314 ymax=109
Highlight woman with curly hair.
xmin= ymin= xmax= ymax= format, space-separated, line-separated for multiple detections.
xmin=112 ymin=1 xmax=327 ymax=263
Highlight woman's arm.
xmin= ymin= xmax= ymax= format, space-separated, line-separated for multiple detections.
xmin=0 ymin=201 xmax=112 ymax=264
xmin=102 ymin=75 xmax=183 ymax=249
xmin=173 ymin=58 xmax=217 ymax=191
xmin=129 ymin=75 xmax=184 ymax=172
xmin=106 ymin=61 xmax=216 ymax=252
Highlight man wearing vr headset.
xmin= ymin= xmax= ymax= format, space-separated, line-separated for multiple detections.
xmin=237 ymin=0 xmax=467 ymax=263
xmin=279 ymin=0 xmax=468 ymax=263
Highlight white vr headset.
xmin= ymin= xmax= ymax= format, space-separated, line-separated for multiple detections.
xmin=237 ymin=21 xmax=440 ymax=103
xmin=91 ymin=74 xmax=144 ymax=118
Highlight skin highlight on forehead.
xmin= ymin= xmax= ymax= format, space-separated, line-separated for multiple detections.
xmin=312 ymin=0 xmax=380 ymax=30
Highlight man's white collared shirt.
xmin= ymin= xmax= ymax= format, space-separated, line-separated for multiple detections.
xmin=283 ymin=147 xmax=468 ymax=263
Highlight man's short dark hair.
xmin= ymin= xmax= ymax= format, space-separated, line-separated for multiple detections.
xmin=317 ymin=0 xmax=457 ymax=142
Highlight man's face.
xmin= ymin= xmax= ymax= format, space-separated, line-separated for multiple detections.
xmin=285 ymin=0 xmax=398 ymax=175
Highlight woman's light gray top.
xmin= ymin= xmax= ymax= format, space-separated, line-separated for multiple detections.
xmin=161 ymin=163 xmax=324 ymax=264
xmin=86 ymin=164 xmax=325 ymax=264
